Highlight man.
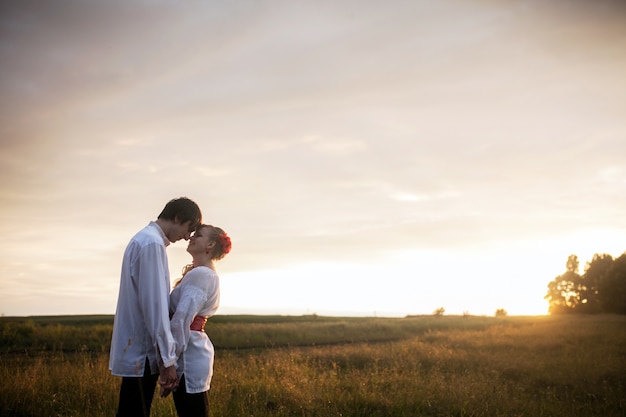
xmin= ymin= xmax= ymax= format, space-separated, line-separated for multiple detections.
xmin=109 ymin=197 xmax=202 ymax=417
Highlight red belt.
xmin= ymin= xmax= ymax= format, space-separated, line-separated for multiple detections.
xmin=190 ymin=315 xmax=208 ymax=332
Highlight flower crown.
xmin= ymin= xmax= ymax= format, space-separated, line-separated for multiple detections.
xmin=218 ymin=233 xmax=232 ymax=255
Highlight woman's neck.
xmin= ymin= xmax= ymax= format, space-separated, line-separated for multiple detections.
xmin=192 ymin=255 xmax=215 ymax=271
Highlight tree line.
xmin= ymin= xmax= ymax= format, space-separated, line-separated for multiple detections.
xmin=545 ymin=252 xmax=626 ymax=314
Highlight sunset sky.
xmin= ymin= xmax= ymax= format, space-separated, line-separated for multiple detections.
xmin=1 ymin=0 xmax=625 ymax=317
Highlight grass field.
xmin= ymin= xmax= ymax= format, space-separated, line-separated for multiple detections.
xmin=0 ymin=314 xmax=625 ymax=416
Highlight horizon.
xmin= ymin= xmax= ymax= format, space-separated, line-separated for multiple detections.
xmin=0 ymin=310 xmax=552 ymax=319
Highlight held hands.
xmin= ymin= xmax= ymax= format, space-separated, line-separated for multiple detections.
xmin=158 ymin=364 xmax=179 ymax=398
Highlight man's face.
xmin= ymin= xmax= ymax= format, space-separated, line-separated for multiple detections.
xmin=168 ymin=220 xmax=195 ymax=243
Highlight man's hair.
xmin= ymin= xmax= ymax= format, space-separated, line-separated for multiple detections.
xmin=157 ymin=197 xmax=202 ymax=230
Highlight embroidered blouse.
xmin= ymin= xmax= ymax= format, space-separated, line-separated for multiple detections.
xmin=170 ymin=266 xmax=220 ymax=393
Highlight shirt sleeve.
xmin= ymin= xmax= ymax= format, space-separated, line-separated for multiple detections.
xmin=170 ymin=268 xmax=211 ymax=358
xmin=137 ymin=242 xmax=177 ymax=368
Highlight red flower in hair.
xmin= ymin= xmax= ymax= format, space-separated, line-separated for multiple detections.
xmin=218 ymin=233 xmax=232 ymax=255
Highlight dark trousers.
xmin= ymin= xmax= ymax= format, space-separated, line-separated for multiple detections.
xmin=116 ymin=358 xmax=158 ymax=417
xmin=173 ymin=374 xmax=209 ymax=417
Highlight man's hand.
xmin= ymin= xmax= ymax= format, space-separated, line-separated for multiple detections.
xmin=158 ymin=364 xmax=179 ymax=398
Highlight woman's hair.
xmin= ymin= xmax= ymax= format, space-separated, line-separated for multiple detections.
xmin=201 ymin=224 xmax=232 ymax=261
xmin=157 ymin=197 xmax=202 ymax=231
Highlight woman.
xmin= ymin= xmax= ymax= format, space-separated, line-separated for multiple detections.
xmin=161 ymin=224 xmax=231 ymax=417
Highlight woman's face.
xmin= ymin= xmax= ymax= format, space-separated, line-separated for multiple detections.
xmin=187 ymin=226 xmax=212 ymax=255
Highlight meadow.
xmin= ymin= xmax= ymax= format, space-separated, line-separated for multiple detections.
xmin=0 ymin=314 xmax=625 ymax=417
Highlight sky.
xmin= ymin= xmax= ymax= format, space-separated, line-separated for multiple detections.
xmin=1 ymin=0 xmax=625 ymax=317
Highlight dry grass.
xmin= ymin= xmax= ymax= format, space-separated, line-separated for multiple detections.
xmin=1 ymin=315 xmax=625 ymax=416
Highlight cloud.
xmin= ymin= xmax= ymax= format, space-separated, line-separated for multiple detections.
xmin=1 ymin=0 xmax=625 ymax=316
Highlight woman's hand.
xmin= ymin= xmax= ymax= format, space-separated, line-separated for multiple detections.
xmin=158 ymin=364 xmax=179 ymax=397
xmin=159 ymin=384 xmax=175 ymax=398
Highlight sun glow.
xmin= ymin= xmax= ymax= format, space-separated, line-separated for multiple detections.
xmin=215 ymin=228 xmax=626 ymax=318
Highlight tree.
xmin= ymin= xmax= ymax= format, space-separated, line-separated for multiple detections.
xmin=580 ymin=254 xmax=614 ymax=313
xmin=546 ymin=252 xmax=626 ymax=315
xmin=545 ymin=255 xmax=582 ymax=314
xmin=495 ymin=308 xmax=507 ymax=317
xmin=598 ymin=253 xmax=626 ymax=314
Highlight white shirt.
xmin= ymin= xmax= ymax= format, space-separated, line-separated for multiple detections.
xmin=109 ymin=222 xmax=177 ymax=377
xmin=170 ymin=266 xmax=220 ymax=393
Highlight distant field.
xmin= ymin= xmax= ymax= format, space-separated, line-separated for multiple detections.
xmin=1 ymin=314 xmax=625 ymax=416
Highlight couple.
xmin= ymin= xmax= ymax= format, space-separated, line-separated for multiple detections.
xmin=109 ymin=197 xmax=231 ymax=417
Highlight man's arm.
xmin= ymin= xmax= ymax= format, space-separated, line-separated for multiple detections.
xmin=137 ymin=243 xmax=177 ymax=369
